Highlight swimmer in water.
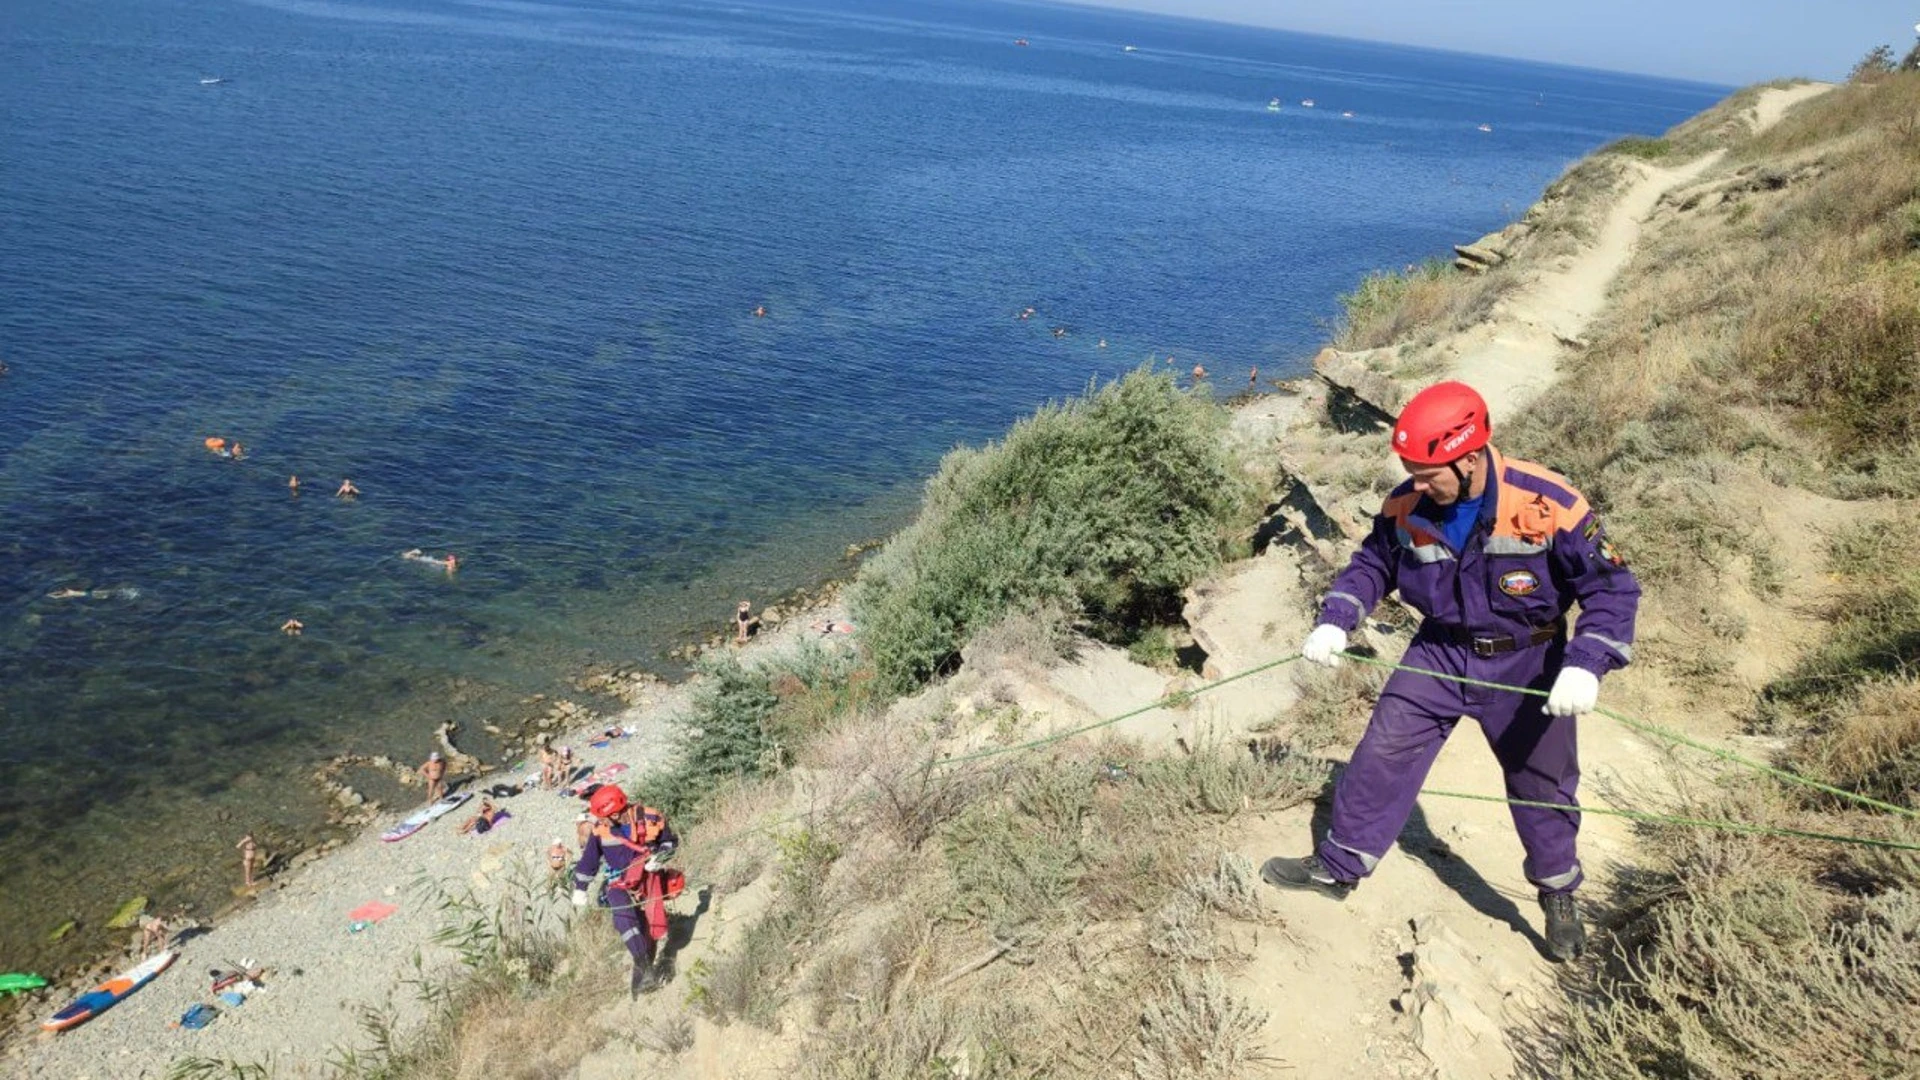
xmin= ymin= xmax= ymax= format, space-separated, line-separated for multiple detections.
xmin=280 ymin=618 xmax=304 ymax=636
xmin=403 ymin=549 xmax=458 ymax=574
xmin=753 ymin=305 xmax=767 ymax=318
xmin=289 ymin=475 xmax=300 ymax=493
xmin=336 ymin=478 xmax=360 ymax=499
xmin=229 ymin=442 xmax=246 ymax=461
xmin=46 ymin=587 xmax=88 ymax=600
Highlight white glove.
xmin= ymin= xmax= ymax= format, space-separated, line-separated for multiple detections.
xmin=1545 ymin=667 xmax=1599 ymax=717
xmin=643 ymin=855 xmax=662 ymax=873
xmin=571 ymin=888 xmax=589 ymax=908
xmin=1302 ymin=624 xmax=1348 ymax=668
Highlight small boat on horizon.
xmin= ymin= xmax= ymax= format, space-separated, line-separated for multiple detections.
xmin=1267 ymin=98 xmax=1281 ymax=111
xmin=1300 ymin=98 xmax=1315 ymax=108
xmin=199 ymin=77 xmax=225 ymax=85
xmin=1014 ymin=38 xmax=1029 ymax=47
xmin=1341 ymin=110 xmax=1354 ymax=118
xmin=1477 ymin=123 xmax=1494 ymax=133
xmin=1123 ymin=44 xmax=1138 ymax=52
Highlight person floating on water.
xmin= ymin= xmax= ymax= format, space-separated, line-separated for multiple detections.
xmin=753 ymin=305 xmax=767 ymax=318
xmin=288 ymin=475 xmax=300 ymax=494
xmin=1191 ymin=363 xmax=1208 ymax=382
xmin=280 ymin=618 xmax=304 ymax=636
xmin=46 ymin=587 xmax=88 ymax=600
xmin=336 ymin=478 xmax=360 ymax=499
xmin=403 ymin=548 xmax=457 ymax=574
xmin=229 ymin=442 xmax=245 ymax=460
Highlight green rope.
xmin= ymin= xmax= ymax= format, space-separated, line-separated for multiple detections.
xmin=1423 ymin=789 xmax=1920 ymax=853
xmin=617 ymin=641 xmax=1917 ymax=882
xmin=1340 ymin=652 xmax=1920 ymax=819
xmin=929 ymin=654 xmax=1302 ymax=769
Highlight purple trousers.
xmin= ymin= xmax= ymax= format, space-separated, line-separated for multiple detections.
xmin=1315 ymin=631 xmax=1584 ymax=896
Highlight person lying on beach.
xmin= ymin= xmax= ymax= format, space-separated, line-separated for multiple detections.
xmin=459 ymin=798 xmax=504 ymax=835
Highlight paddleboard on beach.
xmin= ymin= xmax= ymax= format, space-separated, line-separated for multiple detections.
xmin=42 ymin=950 xmax=176 ymax=1032
xmin=567 ymin=762 xmax=629 ymax=797
xmin=380 ymin=791 xmax=472 ymax=843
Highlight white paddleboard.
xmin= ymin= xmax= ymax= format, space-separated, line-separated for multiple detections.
xmin=380 ymin=791 xmax=472 ymax=843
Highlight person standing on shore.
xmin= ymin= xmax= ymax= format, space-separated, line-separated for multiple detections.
xmin=420 ymin=751 xmax=447 ymax=803
xmin=1259 ymin=381 xmax=1640 ymax=962
xmin=735 ymin=600 xmax=754 ymax=644
xmin=573 ymin=786 xmax=680 ymax=996
xmin=237 ymin=832 xmax=259 ymax=888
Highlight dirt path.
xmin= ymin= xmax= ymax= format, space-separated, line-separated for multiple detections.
xmin=1217 ymin=81 xmax=1833 ymax=1079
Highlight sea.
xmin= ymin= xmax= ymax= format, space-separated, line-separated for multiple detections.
xmin=0 ymin=0 xmax=1726 ymax=973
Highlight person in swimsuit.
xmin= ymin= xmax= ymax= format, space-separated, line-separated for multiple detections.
xmin=47 ymin=587 xmax=87 ymax=600
xmin=336 ymin=478 xmax=360 ymax=499
xmin=237 ymin=833 xmax=259 ymax=888
xmin=288 ymin=475 xmax=300 ymax=493
xmin=420 ymin=751 xmax=447 ymax=803
xmin=459 ymin=798 xmax=501 ymax=835
xmin=280 ymin=618 xmax=303 ymax=636
xmin=735 ymin=600 xmax=755 ymax=644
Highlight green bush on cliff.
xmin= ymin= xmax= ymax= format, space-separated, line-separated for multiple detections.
xmin=850 ymin=368 xmax=1246 ymax=696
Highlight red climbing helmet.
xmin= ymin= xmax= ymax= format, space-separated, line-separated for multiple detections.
xmin=588 ymin=784 xmax=629 ymax=819
xmin=1393 ymin=381 xmax=1491 ymax=465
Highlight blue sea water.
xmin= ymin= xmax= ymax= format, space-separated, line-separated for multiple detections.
xmin=0 ymin=0 xmax=1724 ymax=966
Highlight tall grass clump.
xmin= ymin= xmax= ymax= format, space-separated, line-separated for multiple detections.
xmin=850 ymin=368 xmax=1249 ymax=696
xmin=1333 ymin=258 xmax=1510 ymax=351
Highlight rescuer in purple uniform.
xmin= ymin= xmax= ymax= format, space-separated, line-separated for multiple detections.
xmin=1261 ymin=381 xmax=1640 ymax=960
xmin=574 ymin=785 xmax=680 ymax=995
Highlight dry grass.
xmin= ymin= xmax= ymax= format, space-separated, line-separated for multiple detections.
xmin=1334 ymin=259 xmax=1515 ymax=351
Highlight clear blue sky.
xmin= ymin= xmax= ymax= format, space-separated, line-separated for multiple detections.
xmin=1064 ymin=1 xmax=1915 ymax=85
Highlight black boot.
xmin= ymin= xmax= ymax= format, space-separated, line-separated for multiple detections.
xmin=1540 ymin=892 xmax=1586 ymax=962
xmin=1259 ymin=854 xmax=1356 ymax=900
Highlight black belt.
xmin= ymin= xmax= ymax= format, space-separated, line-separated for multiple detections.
xmin=1430 ymin=621 xmax=1563 ymax=657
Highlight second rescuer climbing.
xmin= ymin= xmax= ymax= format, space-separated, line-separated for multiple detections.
xmin=574 ymin=785 xmax=683 ymax=995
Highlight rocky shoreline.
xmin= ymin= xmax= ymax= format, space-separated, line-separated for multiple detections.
xmin=0 ymin=579 xmax=853 ymax=1071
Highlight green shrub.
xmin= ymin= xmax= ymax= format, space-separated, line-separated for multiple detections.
xmin=851 ymin=369 xmax=1246 ymax=696
xmin=1604 ymin=136 xmax=1672 ymax=161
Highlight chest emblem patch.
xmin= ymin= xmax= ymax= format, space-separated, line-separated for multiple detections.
xmin=1499 ymin=569 xmax=1541 ymax=597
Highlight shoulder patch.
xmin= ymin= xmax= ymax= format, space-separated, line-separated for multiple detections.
xmin=1582 ymin=517 xmax=1601 ymax=542
xmin=1598 ymin=537 xmax=1628 ymax=568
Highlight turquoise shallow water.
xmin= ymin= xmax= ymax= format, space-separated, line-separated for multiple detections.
xmin=0 ymin=0 xmax=1725 ymax=969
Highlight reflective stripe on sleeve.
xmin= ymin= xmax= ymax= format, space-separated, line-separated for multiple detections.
xmin=1576 ymin=631 xmax=1632 ymax=663
xmin=1326 ymin=591 xmax=1366 ymax=617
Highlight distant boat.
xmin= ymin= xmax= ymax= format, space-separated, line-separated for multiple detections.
xmin=199 ymin=77 xmax=225 ymax=85
xmin=1300 ymin=98 xmax=1315 ymax=108
xmin=1014 ymin=38 xmax=1029 ymax=47
xmin=1341 ymin=110 xmax=1354 ymax=118
xmin=1123 ymin=45 xmax=1138 ymax=52
xmin=1477 ymin=123 xmax=1493 ymax=133
xmin=1267 ymin=98 xmax=1281 ymax=112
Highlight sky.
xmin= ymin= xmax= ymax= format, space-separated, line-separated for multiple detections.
xmin=1064 ymin=1 xmax=1917 ymax=85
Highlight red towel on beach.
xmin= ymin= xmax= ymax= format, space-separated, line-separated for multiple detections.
xmin=348 ymin=901 xmax=398 ymax=923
